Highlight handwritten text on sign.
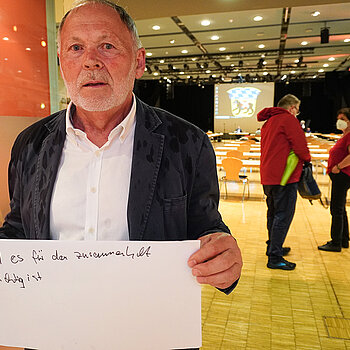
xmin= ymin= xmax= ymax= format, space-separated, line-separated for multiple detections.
xmin=0 ymin=240 xmax=201 ymax=350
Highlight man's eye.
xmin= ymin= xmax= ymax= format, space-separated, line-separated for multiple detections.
xmin=104 ymin=43 xmax=114 ymax=49
xmin=72 ymin=45 xmax=81 ymax=51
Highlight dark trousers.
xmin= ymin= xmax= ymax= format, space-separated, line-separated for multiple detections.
xmin=263 ymin=183 xmax=298 ymax=260
xmin=329 ymin=172 xmax=350 ymax=246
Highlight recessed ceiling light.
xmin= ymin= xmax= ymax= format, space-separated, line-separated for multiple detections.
xmin=318 ymin=69 xmax=324 ymax=72
xmin=258 ymin=44 xmax=265 ymax=49
xmin=323 ymin=63 xmax=329 ymax=67
xmin=25 ymin=47 xmax=31 ymax=51
xmin=146 ymin=52 xmax=153 ymax=57
xmin=211 ymin=35 xmax=220 ymax=41
xmin=294 ymin=59 xmax=299 ymax=63
xmin=41 ymin=40 xmax=47 ymax=47
xmin=229 ymin=19 xmax=233 ymax=23
xmin=40 ymin=103 xmax=45 ymax=109
xmin=13 ymin=25 xmax=17 ymax=32
xmin=344 ymin=38 xmax=350 ymax=43
xmin=219 ymin=47 xmax=226 ymax=51
xmin=165 ymin=51 xmax=169 ymax=54
xmin=256 ymin=32 xmax=264 ymax=37
xmin=4 ymin=57 xmax=8 ymax=61
xmin=191 ymin=57 xmax=197 ymax=61
xmin=231 ymin=64 xmax=235 ymax=67
xmin=180 ymin=71 xmax=184 ymax=74
xmin=187 ymin=75 xmax=191 ymax=78
xmin=201 ymin=19 xmax=211 ymax=26
xmin=311 ymin=11 xmax=320 ymax=16
xmin=263 ymin=61 xmax=267 ymax=65
xmin=240 ymin=46 xmax=244 ymax=49
xmin=169 ymin=39 xmax=175 ymax=44
xmin=313 ymin=75 xmax=317 ymax=78
xmin=226 ymin=56 xmax=231 ymax=60
xmin=181 ymin=49 xmax=188 ymax=54
xmin=153 ymin=72 xmax=159 ymax=76
xmin=254 ymin=16 xmax=263 ymax=21
xmin=152 ymin=25 xmax=160 ymax=30
xmin=205 ymin=70 xmax=211 ymax=73
xmin=301 ymin=41 xmax=309 ymax=46
xmin=212 ymin=74 xmax=217 ymax=77
xmin=263 ymin=72 xmax=268 ymax=75
xmin=305 ymin=28 xmax=313 ymax=33
xmin=291 ymin=70 xmax=296 ymax=74
xmin=17 ymin=70 xmax=22 ymax=73
xmin=328 ymin=57 xmax=335 ymax=61
xmin=2 ymin=37 xmax=9 ymax=41
xmin=159 ymin=59 xmax=165 ymax=63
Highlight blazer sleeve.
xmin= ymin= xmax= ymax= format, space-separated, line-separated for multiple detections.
xmin=187 ymin=134 xmax=230 ymax=238
xmin=0 ymin=138 xmax=26 ymax=239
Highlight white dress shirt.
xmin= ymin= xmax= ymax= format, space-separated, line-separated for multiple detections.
xmin=50 ymin=96 xmax=136 ymax=241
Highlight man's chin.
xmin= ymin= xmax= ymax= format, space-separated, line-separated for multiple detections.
xmin=71 ymin=97 xmax=117 ymax=112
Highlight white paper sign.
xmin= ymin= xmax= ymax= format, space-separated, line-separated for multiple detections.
xmin=0 ymin=240 xmax=201 ymax=350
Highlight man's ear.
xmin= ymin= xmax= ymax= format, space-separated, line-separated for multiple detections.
xmin=135 ymin=48 xmax=146 ymax=79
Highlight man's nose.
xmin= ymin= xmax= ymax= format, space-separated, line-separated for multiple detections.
xmin=83 ymin=50 xmax=104 ymax=70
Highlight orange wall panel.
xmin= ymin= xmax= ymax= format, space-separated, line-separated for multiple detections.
xmin=0 ymin=0 xmax=50 ymax=117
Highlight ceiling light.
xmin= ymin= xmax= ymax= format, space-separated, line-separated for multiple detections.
xmin=294 ymin=59 xmax=299 ymax=63
xmin=187 ymin=75 xmax=191 ymax=78
xmin=305 ymin=28 xmax=313 ymax=33
xmin=344 ymin=38 xmax=350 ymax=43
xmin=301 ymin=41 xmax=309 ymax=46
xmin=40 ymin=103 xmax=45 ymax=109
xmin=25 ymin=47 xmax=31 ymax=51
xmin=181 ymin=49 xmax=188 ymax=54
xmin=254 ymin=16 xmax=263 ymax=21
xmin=311 ymin=11 xmax=320 ymax=16
xmin=323 ymin=63 xmax=329 ymax=67
xmin=201 ymin=19 xmax=211 ymax=26
xmin=205 ymin=70 xmax=211 ymax=73
xmin=13 ymin=26 xmax=17 ymax=32
xmin=226 ymin=56 xmax=231 ymax=60
xmin=281 ymin=74 xmax=287 ymax=80
xmin=159 ymin=59 xmax=165 ymax=63
xmin=2 ymin=37 xmax=9 ymax=41
xmin=153 ymin=72 xmax=159 ymax=76
xmin=229 ymin=19 xmax=233 ymax=23
xmin=146 ymin=52 xmax=153 ymax=57
xmin=169 ymin=39 xmax=175 ymax=44
xmin=328 ymin=57 xmax=335 ymax=61
xmin=257 ymin=32 xmax=264 ymax=37
xmin=263 ymin=72 xmax=268 ymax=76
xmin=318 ymin=69 xmax=324 ymax=72
xmin=212 ymin=74 xmax=216 ymax=78
xmin=240 ymin=46 xmax=244 ymax=49
xmin=211 ymin=35 xmax=220 ymax=41
xmin=180 ymin=71 xmax=184 ymax=74
xmin=291 ymin=70 xmax=296 ymax=74
xmin=258 ymin=44 xmax=265 ymax=49
xmin=41 ymin=40 xmax=47 ymax=47
xmin=152 ymin=25 xmax=160 ymax=30
xmin=4 ymin=58 xmax=8 ymax=61
xmin=219 ymin=47 xmax=226 ymax=51
xmin=263 ymin=61 xmax=267 ymax=65
xmin=191 ymin=57 xmax=197 ymax=61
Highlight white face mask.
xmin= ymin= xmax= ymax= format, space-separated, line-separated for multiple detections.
xmin=336 ymin=119 xmax=348 ymax=130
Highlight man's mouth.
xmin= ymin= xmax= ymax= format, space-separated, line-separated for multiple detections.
xmin=83 ymin=82 xmax=107 ymax=87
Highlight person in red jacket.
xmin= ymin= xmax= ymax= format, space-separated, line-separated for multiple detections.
xmin=257 ymin=94 xmax=311 ymax=270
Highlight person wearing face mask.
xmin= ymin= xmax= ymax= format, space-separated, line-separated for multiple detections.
xmin=318 ymin=108 xmax=350 ymax=252
xmin=257 ymin=94 xmax=311 ymax=270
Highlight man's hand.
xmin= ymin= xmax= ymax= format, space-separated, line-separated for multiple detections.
xmin=331 ymin=165 xmax=340 ymax=174
xmin=187 ymin=232 xmax=242 ymax=289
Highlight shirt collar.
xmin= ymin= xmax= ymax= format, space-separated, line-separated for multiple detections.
xmin=65 ymin=94 xmax=137 ymax=144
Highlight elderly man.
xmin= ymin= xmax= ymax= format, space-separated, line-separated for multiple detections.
xmin=258 ymin=94 xmax=311 ymax=270
xmin=0 ymin=0 xmax=241 ymax=297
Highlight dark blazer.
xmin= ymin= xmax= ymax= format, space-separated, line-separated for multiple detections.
xmin=0 ymin=98 xmax=229 ymax=242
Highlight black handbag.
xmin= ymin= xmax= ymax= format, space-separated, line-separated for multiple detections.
xmin=298 ymin=162 xmax=322 ymax=201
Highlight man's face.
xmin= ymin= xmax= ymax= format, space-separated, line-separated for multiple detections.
xmin=290 ymin=103 xmax=300 ymax=117
xmin=58 ymin=4 xmax=145 ymax=113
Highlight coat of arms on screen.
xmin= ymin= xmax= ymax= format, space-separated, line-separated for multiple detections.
xmin=227 ymin=87 xmax=261 ymax=118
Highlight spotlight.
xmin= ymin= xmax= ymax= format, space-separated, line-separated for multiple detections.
xmin=320 ymin=27 xmax=329 ymax=44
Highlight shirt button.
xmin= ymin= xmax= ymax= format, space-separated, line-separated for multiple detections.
xmin=88 ymin=227 xmax=94 ymax=234
xmin=91 ymin=187 xmax=97 ymax=193
xmin=95 ymin=150 xmax=100 ymax=157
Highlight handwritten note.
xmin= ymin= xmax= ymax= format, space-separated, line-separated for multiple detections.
xmin=0 ymin=240 xmax=201 ymax=350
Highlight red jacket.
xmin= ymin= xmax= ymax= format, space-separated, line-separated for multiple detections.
xmin=257 ymin=107 xmax=311 ymax=185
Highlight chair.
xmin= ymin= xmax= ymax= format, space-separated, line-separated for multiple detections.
xmin=220 ymin=157 xmax=250 ymax=201
xmin=226 ymin=150 xmax=243 ymax=159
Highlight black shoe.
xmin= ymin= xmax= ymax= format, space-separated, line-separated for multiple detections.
xmin=267 ymin=258 xmax=296 ymax=270
xmin=342 ymin=241 xmax=349 ymax=248
xmin=318 ymin=241 xmax=341 ymax=252
xmin=266 ymin=247 xmax=291 ymax=256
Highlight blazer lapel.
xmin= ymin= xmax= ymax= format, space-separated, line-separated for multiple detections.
xmin=128 ymin=99 xmax=164 ymax=240
xmin=32 ymin=112 xmax=66 ymax=239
